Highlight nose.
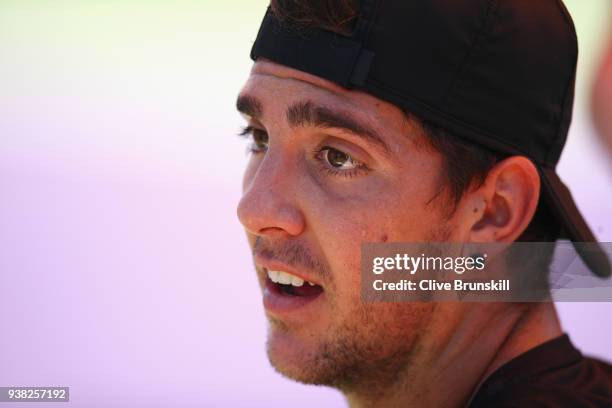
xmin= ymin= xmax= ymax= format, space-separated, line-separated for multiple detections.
xmin=237 ymin=153 xmax=306 ymax=238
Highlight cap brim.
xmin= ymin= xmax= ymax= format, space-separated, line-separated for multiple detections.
xmin=539 ymin=166 xmax=611 ymax=278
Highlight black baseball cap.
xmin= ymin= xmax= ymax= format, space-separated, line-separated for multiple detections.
xmin=249 ymin=0 xmax=610 ymax=277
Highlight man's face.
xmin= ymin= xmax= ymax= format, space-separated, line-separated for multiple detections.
xmin=236 ymin=60 xmax=463 ymax=389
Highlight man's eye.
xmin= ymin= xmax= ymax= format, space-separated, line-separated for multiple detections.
xmin=316 ymin=146 xmax=368 ymax=178
xmin=321 ymin=147 xmax=360 ymax=170
xmin=239 ymin=126 xmax=268 ymax=153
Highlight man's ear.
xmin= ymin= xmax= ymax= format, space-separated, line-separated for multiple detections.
xmin=462 ymin=156 xmax=540 ymax=243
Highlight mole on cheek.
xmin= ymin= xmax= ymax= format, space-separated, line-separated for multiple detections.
xmin=380 ymin=234 xmax=388 ymax=242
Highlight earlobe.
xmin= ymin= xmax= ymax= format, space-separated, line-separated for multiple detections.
xmin=466 ymin=156 xmax=540 ymax=243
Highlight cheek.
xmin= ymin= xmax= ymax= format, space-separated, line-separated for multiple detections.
xmin=311 ymin=181 xmax=443 ymax=250
xmin=307 ymin=182 xmax=448 ymax=304
xmin=300 ymin=148 xmax=448 ymax=284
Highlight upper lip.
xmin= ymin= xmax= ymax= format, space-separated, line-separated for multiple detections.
xmin=253 ymin=253 xmax=322 ymax=287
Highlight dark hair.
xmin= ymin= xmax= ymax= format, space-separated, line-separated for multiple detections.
xmin=271 ymin=0 xmax=359 ymax=34
xmin=418 ymin=117 xmax=560 ymax=243
xmin=270 ymin=0 xmax=560 ymax=244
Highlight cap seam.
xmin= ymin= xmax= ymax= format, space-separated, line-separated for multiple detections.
xmin=445 ymin=0 xmax=501 ymax=111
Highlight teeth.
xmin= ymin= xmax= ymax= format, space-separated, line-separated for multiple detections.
xmin=277 ymin=271 xmax=292 ymax=285
xmin=267 ymin=270 xmax=315 ymax=287
xmin=268 ymin=270 xmax=279 ymax=283
xmin=291 ymin=276 xmax=304 ymax=287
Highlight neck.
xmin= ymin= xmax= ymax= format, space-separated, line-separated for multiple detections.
xmin=344 ymin=302 xmax=562 ymax=408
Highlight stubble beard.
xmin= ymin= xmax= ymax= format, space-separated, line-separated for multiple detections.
xmin=267 ymin=299 xmax=433 ymax=394
xmin=265 ymin=224 xmax=452 ymax=394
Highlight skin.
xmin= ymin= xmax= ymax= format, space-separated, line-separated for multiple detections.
xmin=236 ymin=59 xmax=562 ymax=407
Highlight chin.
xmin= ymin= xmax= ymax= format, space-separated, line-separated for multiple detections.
xmin=265 ymin=324 xmax=336 ymax=386
xmin=263 ymin=301 xmax=432 ymax=390
xmin=266 ymin=326 xmax=315 ymax=382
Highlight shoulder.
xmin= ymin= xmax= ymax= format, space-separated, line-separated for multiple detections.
xmin=472 ymin=379 xmax=612 ymax=408
xmin=470 ymin=336 xmax=612 ymax=408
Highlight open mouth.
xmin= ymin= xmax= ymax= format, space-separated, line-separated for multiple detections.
xmin=265 ymin=269 xmax=324 ymax=299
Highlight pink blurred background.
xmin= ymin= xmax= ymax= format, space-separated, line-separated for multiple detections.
xmin=0 ymin=1 xmax=610 ymax=407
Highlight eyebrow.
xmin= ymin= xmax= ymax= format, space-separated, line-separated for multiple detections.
xmin=236 ymin=94 xmax=263 ymax=120
xmin=236 ymin=94 xmax=391 ymax=156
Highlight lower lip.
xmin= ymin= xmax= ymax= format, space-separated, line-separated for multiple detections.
xmin=262 ymin=277 xmax=324 ymax=315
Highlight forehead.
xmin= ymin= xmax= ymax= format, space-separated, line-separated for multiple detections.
xmin=240 ymin=60 xmax=408 ymax=128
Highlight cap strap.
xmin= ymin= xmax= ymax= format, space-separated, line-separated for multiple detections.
xmin=250 ymin=7 xmax=375 ymax=87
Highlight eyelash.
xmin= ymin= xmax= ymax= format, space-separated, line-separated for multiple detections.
xmin=238 ymin=126 xmax=268 ymax=154
xmin=238 ymin=125 xmax=369 ymax=179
